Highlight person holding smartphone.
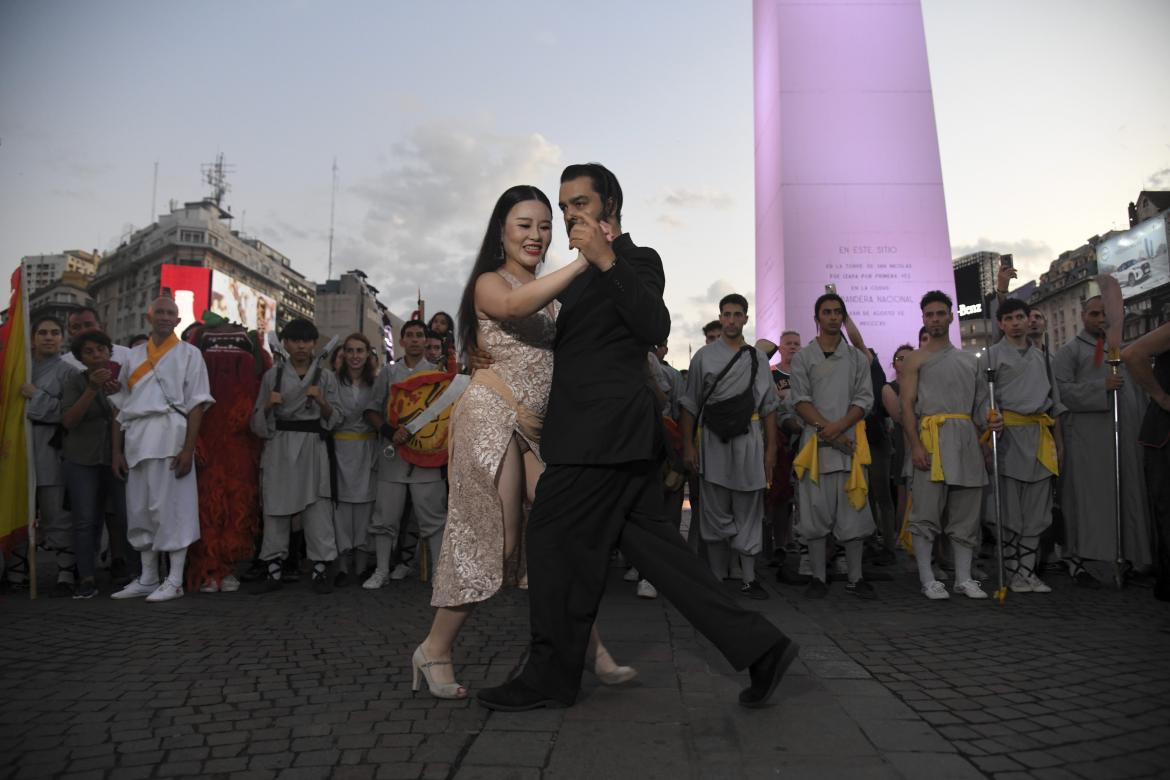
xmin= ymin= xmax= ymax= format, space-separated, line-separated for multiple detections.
xmin=60 ymin=330 xmax=126 ymax=599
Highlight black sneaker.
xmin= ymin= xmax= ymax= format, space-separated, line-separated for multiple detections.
xmin=804 ymin=578 xmax=829 ymax=599
xmin=870 ymin=548 xmax=897 ymax=567
xmin=50 ymin=580 xmax=75 ymax=598
xmin=334 ymin=570 xmax=350 ymax=588
xmin=73 ymin=580 xmax=98 ymax=599
xmin=845 ymin=579 xmax=877 ymax=600
xmin=740 ymin=580 xmax=769 ymax=600
xmin=1073 ymin=570 xmax=1101 ymax=589
xmin=311 ymin=566 xmax=334 ymax=595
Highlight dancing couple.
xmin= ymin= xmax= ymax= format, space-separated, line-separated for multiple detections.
xmin=413 ymin=163 xmax=798 ymax=711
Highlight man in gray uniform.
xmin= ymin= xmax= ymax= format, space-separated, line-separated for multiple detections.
xmin=902 ymin=291 xmax=999 ymax=600
xmin=16 ymin=316 xmax=76 ymax=595
xmin=362 ymin=320 xmax=447 ymax=590
xmin=251 ymin=317 xmax=342 ymax=594
xmin=787 ymin=293 xmax=875 ymax=599
xmin=681 ymin=294 xmax=779 ymax=600
xmin=979 ymin=298 xmax=1065 ymax=593
xmin=1054 ymin=295 xmax=1151 ymax=585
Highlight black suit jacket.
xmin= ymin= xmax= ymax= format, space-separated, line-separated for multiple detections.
xmin=541 ymin=233 xmax=672 ymax=465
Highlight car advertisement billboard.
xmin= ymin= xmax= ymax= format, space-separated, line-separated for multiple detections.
xmin=1096 ymin=216 xmax=1169 ymax=300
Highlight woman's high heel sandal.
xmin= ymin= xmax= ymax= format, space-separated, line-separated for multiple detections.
xmin=412 ymin=645 xmax=468 ymax=700
xmin=591 ymin=649 xmax=638 ymax=686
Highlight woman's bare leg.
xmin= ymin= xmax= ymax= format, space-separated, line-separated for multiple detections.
xmin=421 ymin=436 xmax=527 ymax=686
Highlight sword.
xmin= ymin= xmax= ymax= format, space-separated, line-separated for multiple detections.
xmin=983 ymin=276 xmax=1008 ymax=605
xmin=383 ymin=374 xmax=470 ymax=459
xmin=1098 ymin=273 xmax=1126 ymax=588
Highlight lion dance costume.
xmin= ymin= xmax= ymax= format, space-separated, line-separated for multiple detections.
xmin=185 ymin=320 xmax=271 ymax=590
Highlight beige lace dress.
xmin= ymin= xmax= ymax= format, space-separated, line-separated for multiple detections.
xmin=430 ymin=270 xmax=557 ymax=607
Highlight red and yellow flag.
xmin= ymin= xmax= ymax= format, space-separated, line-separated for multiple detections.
xmin=0 ymin=266 xmax=31 ymax=552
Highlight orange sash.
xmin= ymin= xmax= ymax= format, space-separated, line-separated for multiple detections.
xmin=127 ymin=333 xmax=179 ymax=390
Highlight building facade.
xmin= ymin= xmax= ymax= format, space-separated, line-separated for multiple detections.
xmin=87 ymin=199 xmax=315 ymax=344
xmin=24 ymin=250 xmax=100 ymax=295
xmin=314 ymin=270 xmax=390 ymax=362
xmin=28 ymin=270 xmax=93 ymax=329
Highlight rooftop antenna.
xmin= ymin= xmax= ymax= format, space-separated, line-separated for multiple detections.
xmin=150 ymin=161 xmax=158 ymax=223
xmin=328 ymin=157 xmax=338 ymax=280
xmin=201 ymin=152 xmax=234 ymax=207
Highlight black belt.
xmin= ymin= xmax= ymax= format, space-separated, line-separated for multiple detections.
xmin=274 ymin=419 xmax=339 ymax=505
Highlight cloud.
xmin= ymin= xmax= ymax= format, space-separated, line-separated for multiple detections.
xmin=1146 ymin=166 xmax=1170 ymax=189
xmin=344 ymin=124 xmax=563 ymax=322
xmin=660 ymin=188 xmax=734 ymax=209
xmin=688 ymin=278 xmax=742 ymax=308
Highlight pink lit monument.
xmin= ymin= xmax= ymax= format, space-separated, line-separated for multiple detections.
xmin=754 ymin=0 xmax=959 ymax=363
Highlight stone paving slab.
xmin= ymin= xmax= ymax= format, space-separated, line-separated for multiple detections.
xmin=2 ymin=542 xmax=1169 ymax=779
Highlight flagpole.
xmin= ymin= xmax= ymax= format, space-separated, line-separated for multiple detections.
xmin=19 ymin=260 xmax=37 ymax=599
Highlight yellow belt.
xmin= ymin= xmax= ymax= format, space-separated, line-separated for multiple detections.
xmin=793 ymin=420 xmax=871 ymax=510
xmin=919 ymin=413 xmax=973 ymax=482
xmin=333 ymin=431 xmax=376 ymax=441
xmin=983 ymin=410 xmax=1058 ymax=476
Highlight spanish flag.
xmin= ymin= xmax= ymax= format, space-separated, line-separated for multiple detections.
xmin=0 ymin=266 xmax=31 ymax=553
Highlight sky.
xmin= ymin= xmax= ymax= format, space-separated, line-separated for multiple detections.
xmin=1 ymin=0 xmax=1168 ymax=366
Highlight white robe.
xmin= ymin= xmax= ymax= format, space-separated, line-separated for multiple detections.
xmin=112 ymin=339 xmax=214 ymax=550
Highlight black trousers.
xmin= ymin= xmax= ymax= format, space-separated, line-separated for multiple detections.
xmin=519 ymin=460 xmax=786 ymax=704
xmin=1145 ymin=445 xmax=1170 ymax=601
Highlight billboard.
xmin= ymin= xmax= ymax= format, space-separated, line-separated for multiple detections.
xmin=954 ymin=263 xmax=985 ymax=320
xmin=1096 ymin=216 xmax=1170 ymax=300
xmin=159 ymin=265 xmax=211 ymax=335
xmin=210 ymin=271 xmax=277 ymax=349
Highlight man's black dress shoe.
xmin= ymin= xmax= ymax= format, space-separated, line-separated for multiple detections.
xmin=739 ymin=638 xmax=799 ymax=709
xmin=476 ymin=678 xmax=567 ymax=712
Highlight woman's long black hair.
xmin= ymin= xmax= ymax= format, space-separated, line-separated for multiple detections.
xmin=457 ymin=185 xmax=552 ymax=355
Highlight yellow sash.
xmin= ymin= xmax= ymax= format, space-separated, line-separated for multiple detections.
xmin=334 ymin=431 xmax=375 ymax=442
xmin=793 ymin=420 xmax=871 ymax=510
xmin=1002 ymin=410 xmax=1059 ymax=476
xmin=127 ymin=333 xmax=179 ymax=390
xmin=919 ymin=413 xmax=973 ymax=482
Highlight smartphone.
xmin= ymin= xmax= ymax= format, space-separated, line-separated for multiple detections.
xmin=106 ymin=361 xmax=121 ymax=380
xmin=1001 ymin=254 xmax=1014 ymax=269
xmin=825 ymin=283 xmax=837 ymax=294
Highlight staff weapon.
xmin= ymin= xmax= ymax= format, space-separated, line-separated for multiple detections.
xmin=982 ymin=288 xmax=1008 ymax=604
xmin=1098 ymin=273 xmax=1126 ymax=588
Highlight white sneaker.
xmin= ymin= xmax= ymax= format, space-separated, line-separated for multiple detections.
xmin=389 ymin=563 xmax=413 ymax=581
xmin=636 ymin=579 xmax=658 ymax=599
xmin=145 ymin=581 xmax=184 ymax=602
xmin=1009 ymin=573 xmax=1033 ymax=593
xmin=220 ymin=575 xmax=240 ymax=592
xmin=922 ymin=580 xmax=951 ymax=600
xmin=623 ymin=567 xmax=640 ymax=582
xmin=199 ymin=580 xmax=219 ymax=593
xmin=953 ymin=579 xmax=989 ymax=599
xmin=1025 ymin=573 xmax=1052 ymax=593
xmin=363 ymin=571 xmax=388 ymax=590
xmin=112 ymin=578 xmax=160 ymax=599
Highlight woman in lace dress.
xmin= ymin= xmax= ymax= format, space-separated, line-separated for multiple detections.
xmin=413 ymin=185 xmax=635 ymax=698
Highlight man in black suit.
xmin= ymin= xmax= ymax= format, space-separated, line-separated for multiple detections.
xmin=477 ymin=163 xmax=798 ymax=712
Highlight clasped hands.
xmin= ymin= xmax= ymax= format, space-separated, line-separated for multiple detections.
xmin=568 ymin=213 xmax=616 ymax=270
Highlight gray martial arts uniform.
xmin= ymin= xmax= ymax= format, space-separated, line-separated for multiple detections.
xmin=26 ymin=355 xmax=76 ymax=574
xmin=978 ymin=340 xmax=1065 ymax=537
xmin=332 ymin=376 xmax=378 ymax=556
xmin=251 ymin=361 xmax=342 ymax=563
xmin=906 ymin=345 xmax=988 ymax=548
xmin=788 ymin=340 xmax=875 ymax=542
xmin=365 ymin=359 xmax=447 ymax=548
xmin=1054 ymin=330 xmax=1151 ymax=567
xmin=681 ymin=341 xmax=780 ymax=555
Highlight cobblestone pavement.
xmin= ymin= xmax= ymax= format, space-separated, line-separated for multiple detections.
xmin=2 ymin=547 xmax=1169 ymax=780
